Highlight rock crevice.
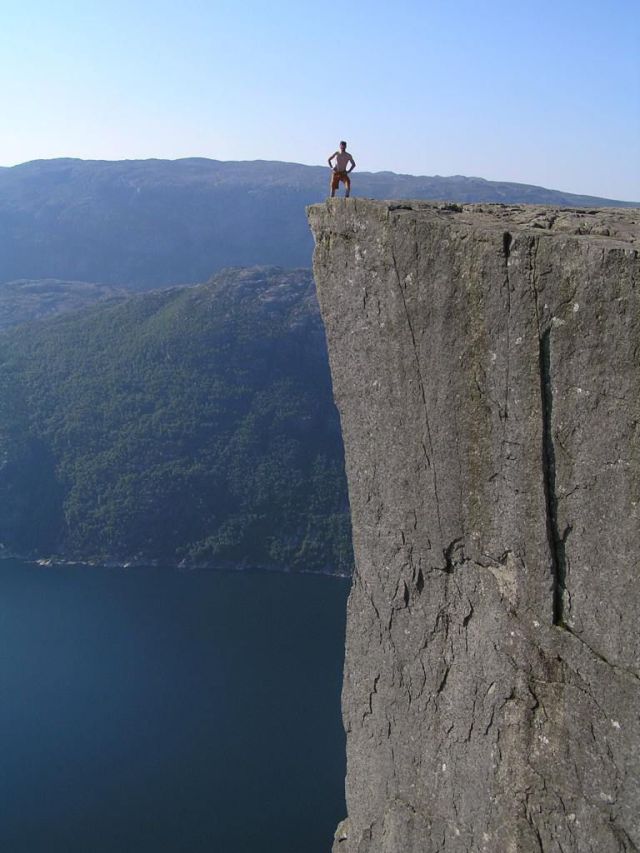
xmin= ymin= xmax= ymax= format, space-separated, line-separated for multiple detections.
xmin=308 ymin=200 xmax=639 ymax=853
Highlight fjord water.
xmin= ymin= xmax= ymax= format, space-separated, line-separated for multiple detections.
xmin=0 ymin=559 xmax=348 ymax=852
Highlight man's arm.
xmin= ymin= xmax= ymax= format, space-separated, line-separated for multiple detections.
xmin=328 ymin=152 xmax=337 ymax=168
xmin=347 ymin=155 xmax=356 ymax=173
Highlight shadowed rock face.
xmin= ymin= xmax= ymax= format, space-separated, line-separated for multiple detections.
xmin=308 ymin=200 xmax=640 ymax=853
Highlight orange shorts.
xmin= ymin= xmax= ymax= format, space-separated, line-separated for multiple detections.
xmin=331 ymin=170 xmax=351 ymax=191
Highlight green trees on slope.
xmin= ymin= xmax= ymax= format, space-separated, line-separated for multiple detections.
xmin=0 ymin=267 xmax=353 ymax=573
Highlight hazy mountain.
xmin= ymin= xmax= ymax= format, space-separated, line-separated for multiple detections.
xmin=0 ymin=267 xmax=352 ymax=573
xmin=0 ymin=279 xmax=127 ymax=331
xmin=0 ymin=157 xmax=635 ymax=289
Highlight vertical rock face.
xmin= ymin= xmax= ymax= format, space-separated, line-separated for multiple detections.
xmin=308 ymin=200 xmax=640 ymax=853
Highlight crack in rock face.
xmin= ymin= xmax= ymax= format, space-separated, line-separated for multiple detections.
xmin=308 ymin=200 xmax=640 ymax=853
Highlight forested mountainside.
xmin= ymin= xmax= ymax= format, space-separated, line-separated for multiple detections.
xmin=0 ymin=267 xmax=352 ymax=573
xmin=0 ymin=157 xmax=634 ymax=288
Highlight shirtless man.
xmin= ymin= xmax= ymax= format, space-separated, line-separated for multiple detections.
xmin=328 ymin=141 xmax=356 ymax=197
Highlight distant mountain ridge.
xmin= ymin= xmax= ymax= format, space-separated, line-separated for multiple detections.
xmin=0 ymin=157 xmax=635 ymax=289
xmin=0 ymin=279 xmax=127 ymax=330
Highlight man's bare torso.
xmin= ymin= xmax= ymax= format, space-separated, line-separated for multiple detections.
xmin=332 ymin=150 xmax=353 ymax=171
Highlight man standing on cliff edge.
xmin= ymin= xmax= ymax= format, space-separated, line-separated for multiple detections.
xmin=328 ymin=141 xmax=356 ymax=197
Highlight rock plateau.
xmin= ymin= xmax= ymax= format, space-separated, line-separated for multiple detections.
xmin=308 ymin=199 xmax=640 ymax=852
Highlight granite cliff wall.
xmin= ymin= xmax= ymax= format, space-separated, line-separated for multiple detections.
xmin=308 ymin=200 xmax=639 ymax=853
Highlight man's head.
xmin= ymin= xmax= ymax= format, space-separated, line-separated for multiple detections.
xmin=339 ymin=141 xmax=347 ymax=151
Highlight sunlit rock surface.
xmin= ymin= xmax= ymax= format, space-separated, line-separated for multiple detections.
xmin=309 ymin=199 xmax=640 ymax=853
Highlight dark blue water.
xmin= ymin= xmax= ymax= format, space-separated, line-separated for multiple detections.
xmin=0 ymin=559 xmax=349 ymax=852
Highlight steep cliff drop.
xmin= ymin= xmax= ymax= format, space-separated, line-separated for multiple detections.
xmin=308 ymin=200 xmax=639 ymax=853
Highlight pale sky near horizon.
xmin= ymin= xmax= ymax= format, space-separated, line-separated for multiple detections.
xmin=2 ymin=0 xmax=639 ymax=200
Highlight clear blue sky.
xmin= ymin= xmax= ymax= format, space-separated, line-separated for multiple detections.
xmin=2 ymin=0 xmax=639 ymax=200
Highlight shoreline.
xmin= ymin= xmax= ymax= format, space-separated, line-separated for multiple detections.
xmin=0 ymin=551 xmax=352 ymax=580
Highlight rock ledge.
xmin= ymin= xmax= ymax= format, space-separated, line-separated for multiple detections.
xmin=308 ymin=199 xmax=640 ymax=853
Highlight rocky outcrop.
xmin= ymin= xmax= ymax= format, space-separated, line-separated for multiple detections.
xmin=308 ymin=200 xmax=640 ymax=852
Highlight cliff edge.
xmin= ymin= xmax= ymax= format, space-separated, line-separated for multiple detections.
xmin=308 ymin=200 xmax=639 ymax=853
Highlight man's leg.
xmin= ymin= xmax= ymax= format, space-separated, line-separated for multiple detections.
xmin=344 ymin=175 xmax=351 ymax=198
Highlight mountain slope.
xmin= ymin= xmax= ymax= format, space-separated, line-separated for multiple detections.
xmin=0 ymin=267 xmax=352 ymax=573
xmin=0 ymin=157 xmax=635 ymax=288
xmin=0 ymin=279 xmax=127 ymax=330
